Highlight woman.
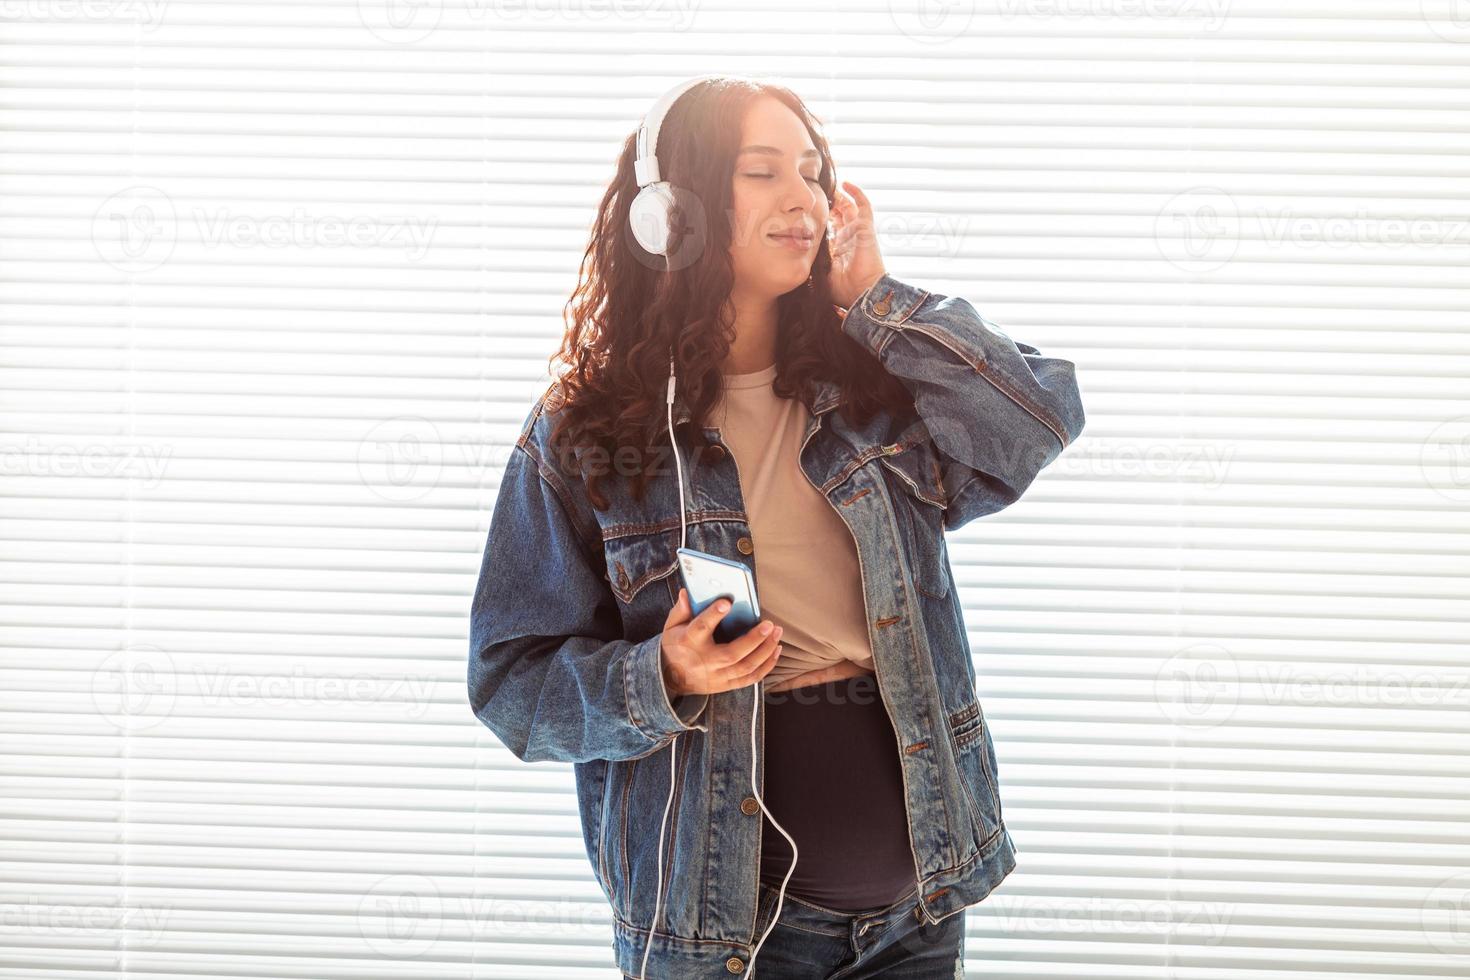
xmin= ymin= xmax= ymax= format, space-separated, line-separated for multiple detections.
xmin=469 ymin=75 xmax=1086 ymax=979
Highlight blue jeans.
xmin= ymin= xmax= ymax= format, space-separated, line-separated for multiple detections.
xmin=743 ymin=879 xmax=967 ymax=979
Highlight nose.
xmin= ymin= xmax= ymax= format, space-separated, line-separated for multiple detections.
xmin=780 ymin=174 xmax=822 ymax=214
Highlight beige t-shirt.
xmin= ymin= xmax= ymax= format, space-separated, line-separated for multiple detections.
xmin=713 ymin=362 xmax=876 ymax=691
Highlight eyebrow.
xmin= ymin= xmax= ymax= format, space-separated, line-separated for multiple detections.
xmin=738 ymin=145 xmax=821 ymax=161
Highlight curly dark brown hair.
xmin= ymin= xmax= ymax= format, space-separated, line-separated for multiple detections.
xmin=544 ymin=76 xmax=915 ymax=511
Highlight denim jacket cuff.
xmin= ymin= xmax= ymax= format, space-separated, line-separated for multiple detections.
xmin=838 ymin=272 xmax=928 ymax=357
xmin=626 ymin=632 xmax=711 ymax=741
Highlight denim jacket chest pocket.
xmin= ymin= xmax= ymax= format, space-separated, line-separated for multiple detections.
xmin=602 ymin=524 xmax=681 ymax=625
xmin=873 ymin=439 xmax=951 ymax=600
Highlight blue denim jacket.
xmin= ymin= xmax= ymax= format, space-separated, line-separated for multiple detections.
xmin=468 ymin=273 xmax=1086 ymax=979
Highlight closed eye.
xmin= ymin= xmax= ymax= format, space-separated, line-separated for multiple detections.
xmin=743 ymin=174 xmax=823 ymax=184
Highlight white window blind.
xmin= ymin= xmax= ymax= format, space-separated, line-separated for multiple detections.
xmin=2 ymin=3 xmax=1467 ymax=978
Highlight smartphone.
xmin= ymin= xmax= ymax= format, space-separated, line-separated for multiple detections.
xmin=676 ymin=546 xmax=760 ymax=644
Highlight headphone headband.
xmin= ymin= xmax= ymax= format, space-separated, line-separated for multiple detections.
xmin=633 ymin=74 xmax=728 ymax=188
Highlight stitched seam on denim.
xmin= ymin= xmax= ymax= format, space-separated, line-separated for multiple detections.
xmin=877 ymin=455 xmax=946 ymax=509
xmin=880 ymin=459 xmax=948 ymax=598
xmin=612 ymin=559 xmax=678 ymax=604
xmin=623 ymin=637 xmax=669 ymax=745
xmin=618 ymin=757 xmax=635 ymax=919
xmin=597 ymin=761 xmax=614 ymax=900
xmin=513 ymin=442 xmax=602 ymax=563
xmin=651 ymin=736 xmax=687 ymax=936
xmin=975 ymin=367 xmax=1069 ymax=450
xmin=604 ymin=511 xmax=744 ymax=538
xmin=892 ymin=286 xmax=930 ymax=325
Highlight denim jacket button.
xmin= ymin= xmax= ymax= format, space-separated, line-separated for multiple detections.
xmin=725 ymin=956 xmax=745 ymax=973
xmin=740 ymin=796 xmax=759 ymax=815
xmin=706 ymin=444 xmax=726 ymax=463
xmin=737 ymin=537 xmax=753 ymax=555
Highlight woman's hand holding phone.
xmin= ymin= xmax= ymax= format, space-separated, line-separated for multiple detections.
xmin=659 ymin=587 xmax=783 ymax=698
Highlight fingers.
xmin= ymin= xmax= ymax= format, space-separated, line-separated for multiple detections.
xmin=728 ymin=627 xmax=783 ymax=686
xmin=720 ymin=619 xmax=782 ymax=666
xmin=688 ymin=594 xmax=734 ymax=644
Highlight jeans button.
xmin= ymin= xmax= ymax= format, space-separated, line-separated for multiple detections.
xmin=859 ymin=922 xmax=871 ymax=936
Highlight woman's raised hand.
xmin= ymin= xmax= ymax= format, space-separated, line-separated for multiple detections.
xmin=826 ymin=180 xmax=887 ymax=311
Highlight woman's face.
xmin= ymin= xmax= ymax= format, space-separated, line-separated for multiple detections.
xmin=727 ymin=96 xmax=831 ymax=298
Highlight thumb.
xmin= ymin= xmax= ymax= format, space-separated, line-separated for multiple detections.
xmin=664 ymin=586 xmax=691 ymax=628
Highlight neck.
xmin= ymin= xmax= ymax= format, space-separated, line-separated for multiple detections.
xmin=720 ymin=286 xmax=779 ymax=374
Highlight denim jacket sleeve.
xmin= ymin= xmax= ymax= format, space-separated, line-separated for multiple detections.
xmin=467 ymin=439 xmax=710 ymax=764
xmin=840 ymin=273 xmax=1086 ymax=531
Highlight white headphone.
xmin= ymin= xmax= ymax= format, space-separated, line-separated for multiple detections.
xmin=630 ymin=75 xmax=799 ymax=980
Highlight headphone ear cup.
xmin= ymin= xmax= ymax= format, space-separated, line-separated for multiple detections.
xmin=628 ymin=181 xmax=675 ymax=255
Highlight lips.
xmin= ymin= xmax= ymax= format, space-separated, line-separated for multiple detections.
xmin=768 ymin=228 xmax=815 ymax=249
